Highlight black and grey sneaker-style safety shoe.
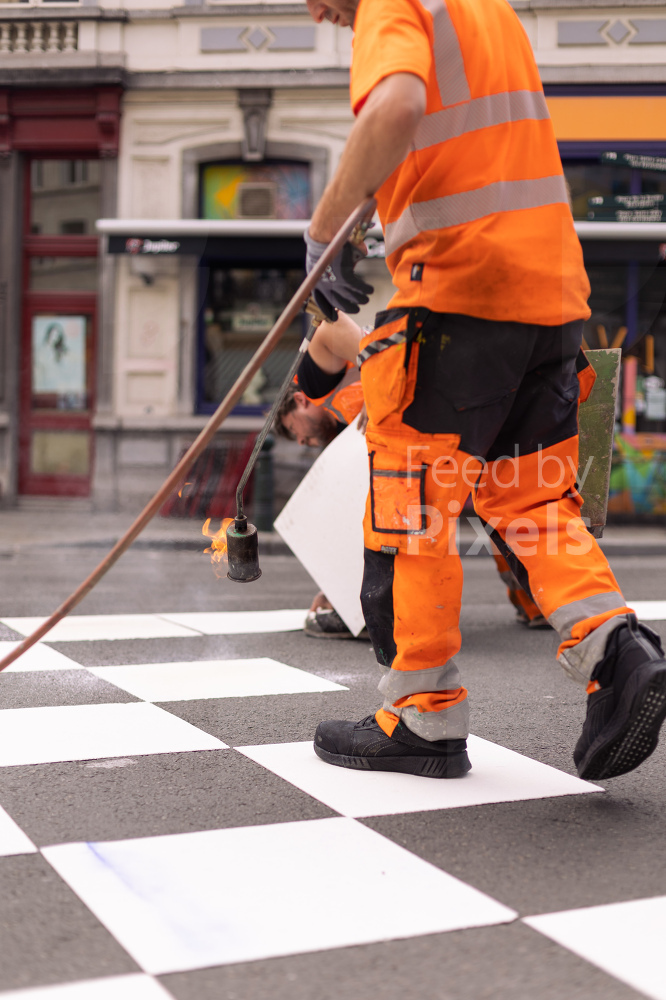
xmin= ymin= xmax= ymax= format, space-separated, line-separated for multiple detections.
xmin=304 ymin=608 xmax=369 ymax=641
xmin=575 ymin=615 xmax=666 ymax=781
xmin=314 ymin=714 xmax=471 ymax=778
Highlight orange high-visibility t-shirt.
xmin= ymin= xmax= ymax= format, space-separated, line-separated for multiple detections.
xmin=350 ymin=0 xmax=591 ymax=326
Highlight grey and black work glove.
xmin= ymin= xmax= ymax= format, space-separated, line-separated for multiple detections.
xmin=304 ymin=230 xmax=374 ymax=322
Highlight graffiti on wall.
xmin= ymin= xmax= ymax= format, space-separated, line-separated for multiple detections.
xmin=201 ymin=163 xmax=311 ymax=221
xmin=608 ymin=434 xmax=666 ymax=515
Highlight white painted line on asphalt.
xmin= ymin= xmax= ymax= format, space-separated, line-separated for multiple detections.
xmin=0 ymin=974 xmax=175 ymax=999
xmin=0 ymin=803 xmax=36 ymax=856
xmin=158 ymin=609 xmax=309 ymax=635
xmin=0 ymin=615 xmax=203 ymax=642
xmin=0 ymin=703 xmax=226 ymax=766
xmin=0 ymin=642 xmax=81 ymax=672
xmin=236 ymin=736 xmax=602 ymax=818
xmin=627 ymin=600 xmax=666 ymax=621
xmin=525 ymin=896 xmax=666 ymax=1000
xmin=89 ymin=658 xmax=347 ymax=702
xmin=42 ymin=818 xmax=516 ymax=974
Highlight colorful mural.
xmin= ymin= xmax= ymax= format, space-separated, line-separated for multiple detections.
xmin=608 ymin=434 xmax=666 ymax=516
xmin=201 ymin=162 xmax=311 ymax=221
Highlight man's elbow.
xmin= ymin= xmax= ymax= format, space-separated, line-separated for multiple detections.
xmin=380 ymin=74 xmax=427 ymax=132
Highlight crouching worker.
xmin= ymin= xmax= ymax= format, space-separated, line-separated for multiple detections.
xmin=275 ymin=312 xmax=369 ymax=639
xmin=302 ymin=0 xmax=666 ymax=781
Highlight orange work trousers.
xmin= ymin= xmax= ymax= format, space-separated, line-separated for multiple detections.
xmin=358 ymin=309 xmax=632 ymax=742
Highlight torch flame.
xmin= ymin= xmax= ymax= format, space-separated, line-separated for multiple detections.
xmin=203 ymin=517 xmax=234 ymax=578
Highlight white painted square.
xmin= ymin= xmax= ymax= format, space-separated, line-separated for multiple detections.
xmin=0 ymin=974 xmax=174 ymax=1000
xmin=0 ymin=703 xmax=226 ymax=767
xmin=627 ymin=600 xmax=666 ymax=621
xmin=158 ymin=609 xmax=308 ymax=635
xmin=274 ymin=422 xmax=368 ymax=636
xmin=42 ymin=818 xmax=516 ymax=975
xmin=525 ymin=896 xmax=666 ymax=1000
xmin=236 ymin=736 xmax=602 ymax=817
xmin=0 ymin=803 xmax=36 ymax=856
xmin=0 ymin=642 xmax=81 ymax=672
xmin=0 ymin=615 xmax=202 ymax=643
xmin=89 ymin=658 xmax=347 ymax=702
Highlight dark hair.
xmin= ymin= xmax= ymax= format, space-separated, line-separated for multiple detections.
xmin=273 ymin=383 xmax=300 ymax=440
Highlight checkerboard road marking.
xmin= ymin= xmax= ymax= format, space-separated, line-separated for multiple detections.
xmin=0 ymin=702 xmax=226 ymax=766
xmin=0 ymin=641 xmax=80 ymax=672
xmin=525 ymin=895 xmax=666 ymax=1000
xmin=42 ymin=818 xmax=516 ymax=974
xmin=89 ymin=657 xmax=347 ymax=702
xmin=0 ymin=975 xmax=175 ymax=1000
xmin=237 ymin=735 xmax=602 ymax=817
xmin=0 ymin=803 xmax=37 ymax=857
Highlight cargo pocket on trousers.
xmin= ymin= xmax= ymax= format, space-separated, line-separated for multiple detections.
xmin=369 ymin=450 xmax=427 ymax=536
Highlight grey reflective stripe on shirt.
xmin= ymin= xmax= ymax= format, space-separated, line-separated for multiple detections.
xmin=548 ymin=591 xmax=628 ymax=641
xmin=384 ymin=174 xmax=569 ymax=256
xmin=357 ymin=330 xmax=407 ymax=367
xmin=417 ymin=0 xmax=471 ymax=106
xmin=413 ymin=90 xmax=550 ymax=151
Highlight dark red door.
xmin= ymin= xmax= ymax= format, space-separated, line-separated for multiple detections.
xmin=19 ymin=156 xmax=100 ymax=497
xmin=19 ymin=292 xmax=97 ymax=497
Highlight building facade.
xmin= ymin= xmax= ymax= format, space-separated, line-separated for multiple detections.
xmin=1 ymin=0 xmax=665 ymax=516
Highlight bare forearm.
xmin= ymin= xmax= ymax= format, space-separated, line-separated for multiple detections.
xmin=310 ymin=73 xmax=426 ymax=242
xmin=309 ymin=313 xmax=363 ymax=371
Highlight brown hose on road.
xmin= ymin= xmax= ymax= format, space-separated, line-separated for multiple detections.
xmin=0 ymin=198 xmax=376 ymax=673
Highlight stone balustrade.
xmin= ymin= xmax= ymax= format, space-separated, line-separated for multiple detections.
xmin=0 ymin=19 xmax=78 ymax=53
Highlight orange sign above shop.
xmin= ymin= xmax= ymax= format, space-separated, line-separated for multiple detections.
xmin=546 ymin=97 xmax=666 ymax=142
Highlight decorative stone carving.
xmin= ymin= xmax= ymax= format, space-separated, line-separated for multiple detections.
xmin=606 ymin=21 xmax=631 ymax=46
xmin=238 ymin=89 xmax=273 ymax=162
xmin=557 ymin=21 xmax=608 ymax=47
xmin=267 ymin=26 xmax=315 ymax=51
xmin=201 ymin=23 xmax=316 ymax=54
xmin=200 ymin=27 xmax=245 ymax=52
xmin=246 ymin=26 xmax=269 ymax=50
xmin=629 ymin=20 xmax=666 ymax=45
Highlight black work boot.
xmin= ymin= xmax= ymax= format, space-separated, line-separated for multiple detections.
xmin=574 ymin=615 xmax=666 ymax=780
xmin=314 ymin=714 xmax=471 ymax=778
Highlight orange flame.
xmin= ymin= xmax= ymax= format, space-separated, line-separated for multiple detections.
xmin=203 ymin=517 xmax=234 ymax=578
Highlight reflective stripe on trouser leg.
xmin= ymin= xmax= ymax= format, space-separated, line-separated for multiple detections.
xmin=373 ymin=540 xmax=470 ymax=742
xmin=363 ymin=453 xmax=477 ymax=743
xmin=474 ymin=437 xmax=631 ymax=686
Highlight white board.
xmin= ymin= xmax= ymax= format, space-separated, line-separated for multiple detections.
xmin=274 ymin=422 xmax=368 ymax=635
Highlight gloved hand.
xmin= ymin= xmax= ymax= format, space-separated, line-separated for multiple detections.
xmin=304 ymin=230 xmax=375 ymax=322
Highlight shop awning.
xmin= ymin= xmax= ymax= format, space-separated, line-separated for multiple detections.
xmin=96 ymin=218 xmax=385 ymax=258
xmin=96 ymin=218 xmax=666 ymax=257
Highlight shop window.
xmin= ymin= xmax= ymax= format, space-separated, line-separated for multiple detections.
xmin=29 ymin=257 xmax=98 ymax=293
xmin=201 ymin=161 xmax=310 ymax=220
xmin=29 ymin=159 xmax=101 ymax=236
xmin=566 ymin=161 xmax=632 ymax=220
xmin=197 ymin=159 xmax=310 ymax=413
xmin=200 ymin=265 xmax=306 ymax=411
xmin=562 ymin=153 xmax=666 ymax=435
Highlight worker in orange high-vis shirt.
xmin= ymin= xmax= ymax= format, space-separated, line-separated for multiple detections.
xmin=303 ymin=0 xmax=666 ymax=782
